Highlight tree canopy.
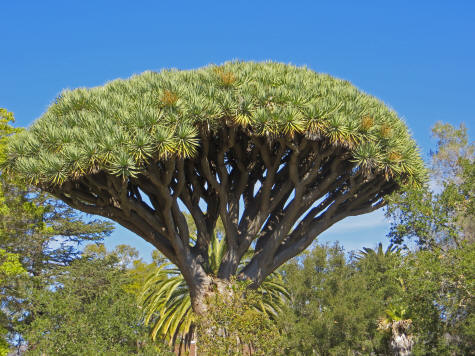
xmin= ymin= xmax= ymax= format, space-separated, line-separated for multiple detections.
xmin=5 ymin=62 xmax=425 ymax=312
xmin=387 ymin=122 xmax=474 ymax=248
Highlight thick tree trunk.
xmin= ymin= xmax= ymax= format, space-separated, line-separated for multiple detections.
xmin=188 ymin=274 xmax=233 ymax=315
xmin=187 ymin=275 xmax=236 ymax=356
xmin=390 ymin=320 xmax=414 ymax=356
xmin=189 ymin=277 xmax=212 ymax=316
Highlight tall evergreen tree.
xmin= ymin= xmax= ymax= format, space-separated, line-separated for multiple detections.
xmin=0 ymin=109 xmax=113 ymax=348
xmin=5 ymin=62 xmax=425 ymax=314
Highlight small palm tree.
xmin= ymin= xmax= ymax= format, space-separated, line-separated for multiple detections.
xmin=378 ymin=304 xmax=414 ymax=356
xmin=139 ymin=232 xmax=289 ymax=348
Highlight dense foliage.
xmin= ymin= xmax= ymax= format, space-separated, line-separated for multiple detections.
xmin=279 ymin=244 xmax=395 ymax=355
xmin=23 ymin=249 xmax=173 ymax=356
xmin=387 ymin=123 xmax=473 ymax=248
xmin=396 ymin=244 xmax=474 ymax=355
xmin=0 ymin=249 xmax=26 ymax=355
xmin=6 ymin=62 xmax=423 ymax=185
xmin=278 ymin=241 xmax=474 ymax=355
xmin=383 ymin=123 xmax=474 ymax=354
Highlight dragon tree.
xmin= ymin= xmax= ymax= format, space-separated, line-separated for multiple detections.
xmin=5 ymin=62 xmax=424 ymax=313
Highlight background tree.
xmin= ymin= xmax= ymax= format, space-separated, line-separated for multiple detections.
xmin=278 ymin=243 xmax=398 ymax=355
xmin=386 ymin=122 xmax=474 ymax=354
xmin=356 ymin=244 xmax=414 ymax=356
xmin=387 ymin=122 xmax=473 ymax=248
xmin=278 ymin=239 xmax=474 ymax=356
xmin=22 ymin=249 xmax=173 ymax=356
xmin=0 ymin=109 xmax=113 ymax=349
xmin=0 ymin=249 xmax=26 ymax=356
xmin=392 ymin=245 xmax=474 ymax=355
xmin=355 ymin=243 xmax=402 ymax=302
xmin=431 ymin=122 xmax=474 ymax=183
xmin=5 ymin=62 xmax=425 ymax=314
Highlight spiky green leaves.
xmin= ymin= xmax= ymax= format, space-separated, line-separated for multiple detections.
xmin=175 ymin=125 xmax=199 ymax=158
xmin=352 ymin=142 xmax=382 ymax=172
xmin=5 ymin=61 xmax=425 ymax=186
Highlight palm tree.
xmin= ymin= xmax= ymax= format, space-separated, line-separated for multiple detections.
xmin=356 ymin=242 xmax=401 ymax=292
xmin=356 ymin=242 xmax=399 ymax=262
xmin=139 ymin=231 xmax=289 ymax=349
xmin=378 ymin=304 xmax=414 ymax=356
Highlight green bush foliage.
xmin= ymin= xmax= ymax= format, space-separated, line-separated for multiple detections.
xmin=196 ymin=280 xmax=284 ymax=356
xmin=23 ymin=254 xmax=172 ymax=356
xmin=279 ymin=244 xmax=395 ymax=355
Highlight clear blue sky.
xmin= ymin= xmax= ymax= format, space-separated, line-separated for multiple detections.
xmin=1 ymin=1 xmax=474 ymax=260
